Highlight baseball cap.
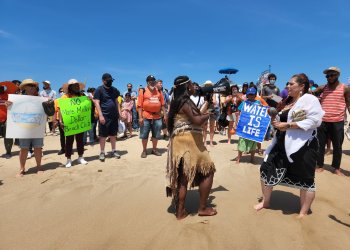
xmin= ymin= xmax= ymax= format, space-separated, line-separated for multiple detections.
xmin=102 ymin=73 xmax=114 ymax=80
xmin=246 ymin=87 xmax=257 ymax=95
xmin=146 ymin=75 xmax=156 ymax=82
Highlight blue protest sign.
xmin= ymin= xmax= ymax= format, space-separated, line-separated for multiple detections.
xmin=236 ymin=102 xmax=271 ymax=143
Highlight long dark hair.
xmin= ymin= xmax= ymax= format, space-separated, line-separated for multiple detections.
xmin=68 ymin=84 xmax=82 ymax=96
xmin=167 ymin=76 xmax=193 ymax=135
xmin=278 ymin=73 xmax=309 ymax=111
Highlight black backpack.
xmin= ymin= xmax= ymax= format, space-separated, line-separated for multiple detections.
xmin=42 ymin=100 xmax=55 ymax=116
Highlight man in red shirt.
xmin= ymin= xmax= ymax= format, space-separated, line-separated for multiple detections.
xmin=0 ymin=81 xmax=18 ymax=158
xmin=314 ymin=67 xmax=350 ymax=176
xmin=137 ymin=75 xmax=166 ymax=158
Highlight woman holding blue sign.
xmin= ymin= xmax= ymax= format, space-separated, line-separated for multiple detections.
xmin=254 ymin=73 xmax=324 ymax=218
xmin=236 ymin=87 xmax=262 ymax=164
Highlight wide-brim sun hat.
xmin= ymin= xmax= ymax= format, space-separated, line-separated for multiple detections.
xmin=62 ymin=79 xmax=85 ymax=93
xmin=20 ymin=79 xmax=38 ymax=90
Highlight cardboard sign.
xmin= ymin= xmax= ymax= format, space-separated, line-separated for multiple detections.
xmin=59 ymin=96 xmax=91 ymax=136
xmin=6 ymin=95 xmax=47 ymax=138
xmin=236 ymin=102 xmax=271 ymax=143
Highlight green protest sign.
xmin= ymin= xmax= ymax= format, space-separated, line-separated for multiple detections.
xmin=58 ymin=96 xmax=92 ymax=136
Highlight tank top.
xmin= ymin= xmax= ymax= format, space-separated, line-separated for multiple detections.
xmin=321 ymin=84 xmax=346 ymax=122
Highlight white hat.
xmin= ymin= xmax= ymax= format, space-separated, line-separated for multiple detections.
xmin=42 ymin=80 xmax=51 ymax=85
xmin=203 ymin=80 xmax=213 ymax=87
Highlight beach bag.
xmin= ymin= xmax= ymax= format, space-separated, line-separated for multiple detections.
xmin=218 ymin=106 xmax=229 ymax=128
xmin=42 ymin=100 xmax=55 ymax=116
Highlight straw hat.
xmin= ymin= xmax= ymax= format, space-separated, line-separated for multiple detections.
xmin=62 ymin=79 xmax=85 ymax=93
xmin=323 ymin=66 xmax=340 ymax=74
xmin=20 ymin=79 xmax=38 ymax=90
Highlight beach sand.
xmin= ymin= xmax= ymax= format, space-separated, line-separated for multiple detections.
xmin=0 ymin=131 xmax=350 ymax=250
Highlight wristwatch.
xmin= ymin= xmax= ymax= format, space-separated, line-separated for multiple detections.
xmin=286 ymin=123 xmax=292 ymax=129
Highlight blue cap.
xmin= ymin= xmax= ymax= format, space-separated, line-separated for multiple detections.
xmin=309 ymin=80 xmax=314 ymax=84
xmin=246 ymin=87 xmax=257 ymax=95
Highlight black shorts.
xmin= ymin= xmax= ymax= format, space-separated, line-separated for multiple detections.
xmin=99 ymin=117 xmax=118 ymax=137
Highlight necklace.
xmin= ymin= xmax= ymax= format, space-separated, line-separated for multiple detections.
xmin=282 ymin=98 xmax=298 ymax=111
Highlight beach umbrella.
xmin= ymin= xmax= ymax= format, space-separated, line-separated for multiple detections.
xmin=219 ymin=68 xmax=239 ymax=75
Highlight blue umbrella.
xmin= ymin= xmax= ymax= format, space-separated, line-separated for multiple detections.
xmin=219 ymin=68 xmax=239 ymax=74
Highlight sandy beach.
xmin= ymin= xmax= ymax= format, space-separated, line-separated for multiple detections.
xmin=0 ymin=131 xmax=350 ymax=250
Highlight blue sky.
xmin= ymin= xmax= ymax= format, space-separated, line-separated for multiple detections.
xmin=1 ymin=0 xmax=350 ymax=93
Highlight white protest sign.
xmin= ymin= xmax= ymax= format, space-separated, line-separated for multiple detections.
xmin=6 ymin=94 xmax=47 ymax=138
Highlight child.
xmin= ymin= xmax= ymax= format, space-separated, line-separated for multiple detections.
xmin=121 ymin=93 xmax=134 ymax=138
xmin=236 ymin=87 xmax=261 ymax=164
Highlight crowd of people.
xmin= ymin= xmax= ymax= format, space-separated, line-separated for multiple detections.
xmin=0 ymin=66 xmax=349 ymax=219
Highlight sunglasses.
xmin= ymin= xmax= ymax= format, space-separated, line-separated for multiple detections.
xmin=326 ymin=73 xmax=338 ymax=78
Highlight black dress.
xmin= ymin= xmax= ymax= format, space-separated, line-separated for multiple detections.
xmin=260 ymin=109 xmax=319 ymax=191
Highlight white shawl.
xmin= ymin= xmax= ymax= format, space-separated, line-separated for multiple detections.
xmin=265 ymin=94 xmax=325 ymax=162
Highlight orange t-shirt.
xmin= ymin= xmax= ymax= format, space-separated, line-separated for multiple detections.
xmin=137 ymin=87 xmax=164 ymax=119
xmin=54 ymin=94 xmax=69 ymax=112
xmin=0 ymin=81 xmax=19 ymax=122
xmin=255 ymin=96 xmax=268 ymax=106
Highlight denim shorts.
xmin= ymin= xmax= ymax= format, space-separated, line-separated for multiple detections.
xmin=139 ymin=118 xmax=162 ymax=140
xmin=19 ymin=138 xmax=44 ymax=149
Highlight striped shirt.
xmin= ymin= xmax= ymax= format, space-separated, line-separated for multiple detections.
xmin=320 ymin=83 xmax=346 ymax=122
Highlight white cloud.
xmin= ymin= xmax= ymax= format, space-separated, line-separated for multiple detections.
xmin=0 ymin=29 xmax=11 ymax=38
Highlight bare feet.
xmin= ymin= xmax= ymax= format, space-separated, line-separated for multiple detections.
xmin=296 ymin=213 xmax=307 ymax=219
xmin=315 ymin=167 xmax=324 ymax=173
xmin=16 ymin=169 xmax=25 ymax=178
xmin=37 ymin=166 xmax=44 ymax=174
xmin=198 ymin=207 xmax=217 ymax=216
xmin=176 ymin=209 xmax=189 ymax=220
xmin=254 ymin=202 xmax=269 ymax=211
xmin=236 ymin=159 xmax=240 ymax=164
xmin=334 ymin=169 xmax=345 ymax=176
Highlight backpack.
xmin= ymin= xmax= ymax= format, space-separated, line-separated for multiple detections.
xmin=42 ymin=100 xmax=55 ymax=116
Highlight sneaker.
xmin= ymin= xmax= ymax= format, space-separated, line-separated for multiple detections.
xmin=65 ymin=159 xmax=72 ymax=168
xmin=57 ymin=149 xmax=65 ymax=155
xmin=77 ymin=157 xmax=88 ymax=165
xmin=27 ymin=152 xmax=32 ymax=159
xmin=112 ymin=151 xmax=121 ymax=159
xmin=3 ymin=153 xmax=11 ymax=159
xmin=151 ymin=149 xmax=161 ymax=156
xmin=141 ymin=151 xmax=147 ymax=158
xmin=345 ymin=127 xmax=350 ymax=140
xmin=117 ymin=133 xmax=126 ymax=139
xmin=99 ymin=152 xmax=105 ymax=162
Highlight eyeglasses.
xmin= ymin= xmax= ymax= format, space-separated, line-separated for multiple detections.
xmin=326 ymin=73 xmax=338 ymax=78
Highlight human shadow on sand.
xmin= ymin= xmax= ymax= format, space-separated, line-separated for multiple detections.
xmin=328 ymin=214 xmax=350 ymax=228
xmin=0 ymin=180 xmax=3 ymax=186
xmin=218 ymin=139 xmax=238 ymax=144
xmin=167 ymin=185 xmax=229 ymax=216
xmin=321 ymin=165 xmax=350 ymax=177
xmin=25 ymin=161 xmax=63 ymax=175
xmin=257 ymin=190 xmax=302 ymax=215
